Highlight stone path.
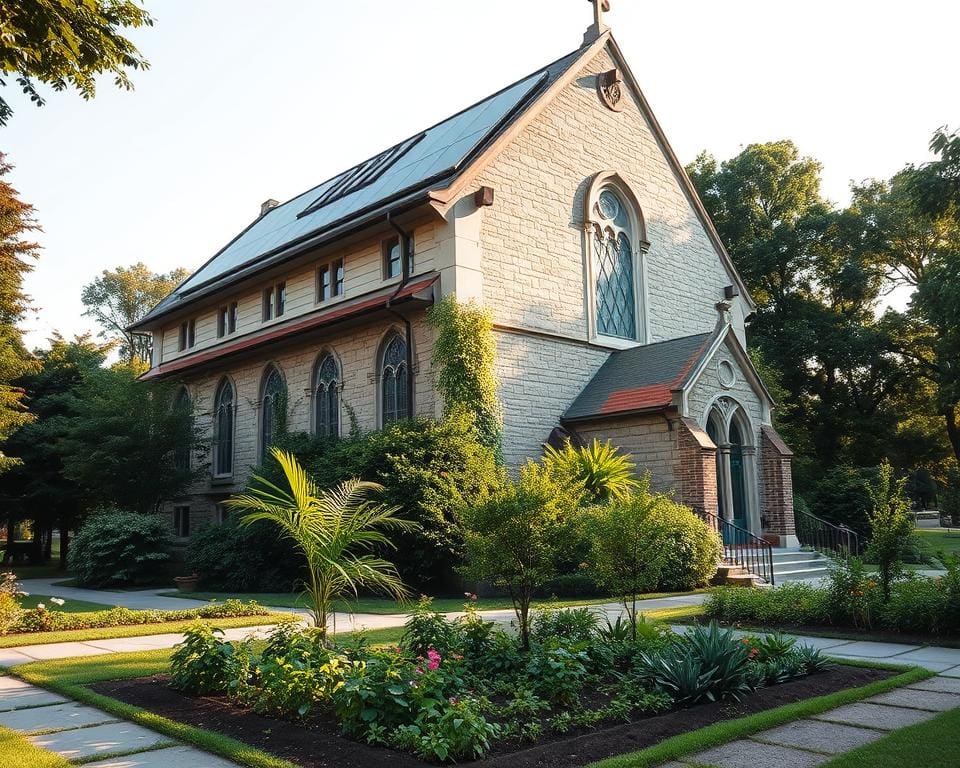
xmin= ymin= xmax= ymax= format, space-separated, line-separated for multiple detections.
xmin=0 ymin=675 xmax=239 ymax=766
xmin=658 ymin=673 xmax=960 ymax=767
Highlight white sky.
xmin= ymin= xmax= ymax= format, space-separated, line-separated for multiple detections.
xmin=7 ymin=0 xmax=958 ymax=349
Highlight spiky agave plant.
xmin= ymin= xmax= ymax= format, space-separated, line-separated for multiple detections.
xmin=543 ymin=438 xmax=639 ymax=504
xmin=226 ymin=448 xmax=417 ymax=635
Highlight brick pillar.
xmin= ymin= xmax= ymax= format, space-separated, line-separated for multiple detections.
xmin=676 ymin=418 xmax=718 ymax=531
xmin=760 ymin=425 xmax=795 ymax=537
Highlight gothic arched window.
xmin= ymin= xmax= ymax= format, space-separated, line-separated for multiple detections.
xmin=380 ymin=334 xmax=408 ymax=426
xmin=584 ymin=172 xmax=648 ymax=344
xmin=213 ymin=379 xmax=234 ymax=477
xmin=314 ymin=353 xmax=340 ymax=438
xmin=259 ymin=365 xmax=286 ymax=461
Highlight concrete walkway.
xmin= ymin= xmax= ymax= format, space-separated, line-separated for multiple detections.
xmin=659 ymin=674 xmax=960 ymax=767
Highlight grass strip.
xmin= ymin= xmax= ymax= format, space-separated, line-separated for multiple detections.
xmin=0 ymin=613 xmax=295 ymax=648
xmin=587 ymin=662 xmax=933 ymax=768
xmin=155 ymin=589 xmax=710 ymax=613
xmin=0 ymin=724 xmax=73 ymax=768
xmin=822 ymin=703 xmax=960 ymax=767
xmin=17 ymin=595 xmax=114 ymax=614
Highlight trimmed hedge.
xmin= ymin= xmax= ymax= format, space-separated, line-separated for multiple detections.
xmin=7 ymin=599 xmax=268 ymax=635
xmin=69 ymin=509 xmax=172 ymax=587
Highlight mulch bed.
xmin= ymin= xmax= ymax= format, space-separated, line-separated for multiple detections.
xmin=91 ymin=664 xmax=892 ymax=767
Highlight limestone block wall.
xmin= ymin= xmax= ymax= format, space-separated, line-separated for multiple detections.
xmin=571 ymin=412 xmax=677 ymax=494
xmin=475 ymin=47 xmax=748 ymax=346
xmin=494 ymin=329 xmax=609 ymax=468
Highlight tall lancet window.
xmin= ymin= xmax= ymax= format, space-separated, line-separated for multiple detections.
xmin=259 ymin=365 xmax=286 ymax=461
xmin=213 ymin=379 xmax=234 ymax=477
xmin=314 ymin=353 xmax=340 ymax=439
xmin=585 ymin=172 xmax=648 ymax=344
xmin=380 ymin=334 xmax=409 ymax=426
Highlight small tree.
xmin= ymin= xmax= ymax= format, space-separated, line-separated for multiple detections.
xmin=543 ymin=438 xmax=639 ymax=504
xmin=587 ymin=477 xmax=669 ymax=639
xmin=227 ymin=448 xmax=416 ymax=635
xmin=461 ymin=461 xmax=583 ymax=650
xmin=866 ymin=460 xmax=914 ymax=601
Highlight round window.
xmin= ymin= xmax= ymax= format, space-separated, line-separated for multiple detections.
xmin=718 ymin=359 xmax=737 ymax=389
xmin=597 ymin=190 xmax=621 ymax=221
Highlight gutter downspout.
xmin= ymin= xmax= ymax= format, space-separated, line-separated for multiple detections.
xmin=385 ymin=212 xmax=415 ymax=420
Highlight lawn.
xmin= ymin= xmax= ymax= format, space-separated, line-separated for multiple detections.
xmin=914 ymin=528 xmax=960 ymax=558
xmin=154 ymin=589 xmax=708 ymax=613
xmin=822 ymin=702 xmax=960 ymax=767
xmin=0 ymin=726 xmax=72 ymax=768
xmin=17 ymin=594 xmax=113 ymax=613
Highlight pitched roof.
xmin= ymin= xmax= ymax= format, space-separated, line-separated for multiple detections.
xmin=563 ymin=332 xmax=714 ymax=421
xmin=136 ymin=46 xmax=589 ymax=327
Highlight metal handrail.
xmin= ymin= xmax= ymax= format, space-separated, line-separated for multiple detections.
xmin=795 ymin=508 xmax=861 ymax=559
xmin=697 ymin=509 xmax=775 ymax=586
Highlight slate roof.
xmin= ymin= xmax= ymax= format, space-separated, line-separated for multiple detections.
xmin=563 ymin=332 xmax=715 ymax=421
xmin=136 ymin=46 xmax=589 ymax=327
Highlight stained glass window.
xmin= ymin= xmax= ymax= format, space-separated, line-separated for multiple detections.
xmin=213 ymin=380 xmax=234 ymax=476
xmin=595 ymin=217 xmax=636 ymax=339
xmin=259 ymin=366 xmax=286 ymax=461
xmin=381 ymin=335 xmax=409 ymax=425
xmin=314 ymin=354 xmax=340 ymax=438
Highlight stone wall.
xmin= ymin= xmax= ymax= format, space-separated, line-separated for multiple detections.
xmin=761 ymin=425 xmax=796 ymax=537
xmin=675 ymin=418 xmax=719 ymax=526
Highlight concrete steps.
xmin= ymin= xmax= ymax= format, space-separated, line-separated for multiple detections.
xmin=772 ymin=547 xmax=833 ymax=582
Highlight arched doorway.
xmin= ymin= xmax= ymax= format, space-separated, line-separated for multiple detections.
xmin=705 ymin=398 xmax=758 ymax=535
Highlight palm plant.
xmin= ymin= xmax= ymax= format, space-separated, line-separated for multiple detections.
xmin=543 ymin=438 xmax=639 ymax=504
xmin=226 ymin=448 xmax=417 ymax=635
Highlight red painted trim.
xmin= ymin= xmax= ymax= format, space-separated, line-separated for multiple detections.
xmin=141 ymin=275 xmax=438 ymax=380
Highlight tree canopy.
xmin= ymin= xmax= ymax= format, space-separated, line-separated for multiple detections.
xmin=0 ymin=0 xmax=153 ymax=125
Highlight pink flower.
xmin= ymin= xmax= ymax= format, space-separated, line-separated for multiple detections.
xmin=426 ymin=649 xmax=441 ymax=671
xmin=415 ymin=667 xmax=424 ymax=675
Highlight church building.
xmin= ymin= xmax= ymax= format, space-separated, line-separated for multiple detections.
xmin=132 ymin=3 xmax=797 ymax=555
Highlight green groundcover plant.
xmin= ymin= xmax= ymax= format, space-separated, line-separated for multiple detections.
xmin=170 ymin=601 xmax=830 ymax=764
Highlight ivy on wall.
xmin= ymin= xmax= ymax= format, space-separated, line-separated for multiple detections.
xmin=428 ymin=296 xmax=502 ymax=451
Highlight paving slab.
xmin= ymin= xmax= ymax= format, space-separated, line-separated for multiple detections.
xmin=866 ymin=688 xmax=960 ymax=712
xmin=0 ymin=676 xmax=34 ymax=692
xmin=938 ymin=665 xmax=960 ymax=678
xmin=826 ymin=640 xmax=921 ymax=658
xmin=0 ymin=647 xmax=38 ymax=666
xmin=811 ymin=701 xmax=935 ymax=730
xmin=908 ymin=675 xmax=960 ymax=694
xmin=0 ymin=689 xmax=68 ymax=711
xmin=84 ymin=744 xmax=241 ymax=767
xmin=689 ymin=738 xmax=828 ymax=768
xmin=784 ymin=636 xmax=853 ymax=652
xmin=894 ymin=646 xmax=960 ymax=665
xmin=16 ymin=641 xmax=115 ymax=661
xmin=30 ymin=721 xmax=172 ymax=761
xmin=752 ymin=719 xmax=883 ymax=754
xmin=0 ymin=701 xmax=115 ymax=733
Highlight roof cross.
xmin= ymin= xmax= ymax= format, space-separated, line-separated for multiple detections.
xmin=584 ymin=0 xmax=611 ymax=44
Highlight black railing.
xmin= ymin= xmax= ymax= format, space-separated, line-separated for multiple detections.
xmin=795 ymin=508 xmax=861 ymax=559
xmin=698 ymin=509 xmax=775 ymax=586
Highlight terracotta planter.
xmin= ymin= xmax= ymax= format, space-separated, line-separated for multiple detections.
xmin=173 ymin=574 xmax=200 ymax=593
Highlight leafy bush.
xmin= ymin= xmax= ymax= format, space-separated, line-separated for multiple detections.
xmin=69 ymin=508 xmax=172 ymax=587
xmin=650 ymin=502 xmax=722 ymax=591
xmin=265 ymin=413 xmax=500 ymax=588
xmin=866 ymin=461 xmax=915 ymax=600
xmin=542 ymin=438 xmax=639 ymax=503
xmin=186 ymin=517 xmax=304 ymax=592
xmin=253 ymin=628 xmax=344 ymax=718
xmin=393 ymin=695 xmax=501 ymax=763
xmin=170 ymin=623 xmax=240 ymax=694
xmin=826 ymin=558 xmax=882 ymax=629
xmin=524 ymin=643 xmax=591 ymax=705
xmin=530 ymin=607 xmax=599 ymax=645
xmin=809 ymin=465 xmax=878 ymax=534
xmin=538 ymin=572 xmax=602 ymax=598
xmin=705 ymin=583 xmax=831 ymax=626
xmin=402 ymin=597 xmax=460 ymax=657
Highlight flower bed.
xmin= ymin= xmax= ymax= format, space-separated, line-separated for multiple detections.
xmin=157 ymin=601 xmax=837 ymax=765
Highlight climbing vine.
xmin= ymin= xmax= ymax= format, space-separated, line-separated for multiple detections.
xmin=428 ymin=295 xmax=502 ymax=450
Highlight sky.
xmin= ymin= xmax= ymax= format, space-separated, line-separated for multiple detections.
xmin=6 ymin=0 xmax=958 ymax=350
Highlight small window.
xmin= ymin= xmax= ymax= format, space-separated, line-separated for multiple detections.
xmin=277 ymin=282 xmax=286 ymax=316
xmin=178 ymin=322 xmax=187 ymax=351
xmin=383 ymin=236 xmax=414 ymax=279
xmin=262 ymin=286 xmax=277 ymax=321
xmin=215 ymin=504 xmax=229 ymax=525
xmin=217 ymin=301 xmax=238 ymax=338
xmin=317 ymin=258 xmax=345 ymax=303
xmin=179 ymin=319 xmax=196 ymax=351
xmin=173 ymin=506 xmax=190 ymax=538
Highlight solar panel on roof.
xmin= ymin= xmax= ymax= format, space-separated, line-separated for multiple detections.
xmin=299 ymin=132 xmax=426 ymax=217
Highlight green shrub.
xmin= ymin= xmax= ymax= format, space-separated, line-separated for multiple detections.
xmin=524 ymin=643 xmax=591 ymax=705
xmin=809 ymin=465 xmax=879 ymax=534
xmin=186 ymin=517 xmax=304 ymax=592
xmin=253 ymin=628 xmax=344 ymax=718
xmin=650 ymin=502 xmax=722 ymax=591
xmin=538 ymin=571 xmax=602 ymax=598
xmin=402 ymin=597 xmax=460 ymax=657
xmin=393 ymin=695 xmax=500 ymax=763
xmin=170 ymin=622 xmax=240 ymax=695
xmin=542 ymin=439 xmax=639 ymax=503
xmin=264 ymin=413 xmax=500 ymax=588
xmin=530 ymin=607 xmax=598 ymax=645
xmin=704 ymin=583 xmax=831 ymax=626
xmin=826 ymin=557 xmax=882 ymax=628
xmin=866 ymin=461 xmax=915 ymax=600
xmin=68 ymin=508 xmax=172 ymax=587
xmin=882 ymin=577 xmax=945 ymax=635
